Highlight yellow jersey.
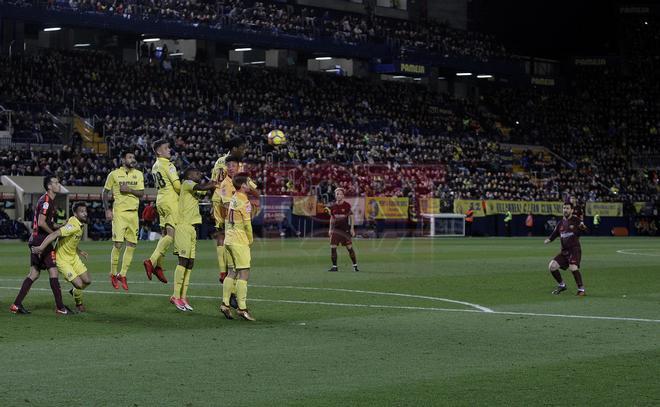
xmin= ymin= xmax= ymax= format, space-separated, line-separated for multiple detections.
xmin=178 ymin=180 xmax=202 ymax=226
xmin=56 ymin=216 xmax=83 ymax=262
xmin=211 ymin=152 xmax=230 ymax=185
xmin=225 ymin=191 xmax=253 ymax=246
xmin=104 ymin=167 xmax=144 ymax=212
xmin=152 ymin=157 xmax=180 ymax=205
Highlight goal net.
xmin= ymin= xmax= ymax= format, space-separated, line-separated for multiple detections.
xmin=422 ymin=214 xmax=466 ymax=237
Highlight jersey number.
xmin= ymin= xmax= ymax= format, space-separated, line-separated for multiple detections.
xmin=153 ymin=173 xmax=166 ymax=189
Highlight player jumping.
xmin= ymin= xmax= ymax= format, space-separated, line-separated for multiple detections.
xmin=170 ymin=167 xmax=217 ymax=312
xmin=102 ymin=151 xmax=145 ymax=291
xmin=328 ymin=188 xmax=359 ymax=272
xmin=144 ymin=139 xmax=179 ymax=283
xmin=544 ymin=202 xmax=587 ymax=296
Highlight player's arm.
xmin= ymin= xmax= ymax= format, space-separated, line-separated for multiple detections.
xmin=120 ymin=183 xmax=144 ymax=197
xmin=102 ymin=173 xmax=114 ymax=220
xmin=243 ymin=210 xmax=253 ymax=245
xmin=192 ymin=180 xmax=218 ymax=192
xmin=31 ymin=229 xmax=61 ymax=254
xmin=349 ymin=209 xmax=355 ymax=237
xmin=329 ymin=214 xmax=335 ymax=237
xmin=37 ymin=212 xmax=58 ymax=234
xmin=544 ymin=223 xmax=560 ymax=244
xmin=77 ymin=248 xmax=89 ymax=260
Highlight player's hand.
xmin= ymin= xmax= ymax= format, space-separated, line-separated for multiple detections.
xmin=79 ymin=251 xmax=89 ymax=260
xmin=105 ymin=209 xmax=113 ymax=221
xmin=31 ymin=246 xmax=44 ymax=255
xmin=351 ymin=229 xmax=356 ymax=237
xmin=544 ymin=239 xmax=551 ymax=244
xmin=119 ymin=183 xmax=131 ymax=193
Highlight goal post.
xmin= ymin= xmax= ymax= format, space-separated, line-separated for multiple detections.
xmin=422 ymin=214 xmax=466 ymax=237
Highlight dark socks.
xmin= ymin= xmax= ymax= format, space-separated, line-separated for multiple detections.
xmin=331 ymin=248 xmax=337 ymax=266
xmin=550 ymin=270 xmax=563 ymax=285
xmin=347 ymin=248 xmax=357 ymax=265
xmin=572 ymin=270 xmax=584 ymax=289
xmin=49 ymin=278 xmax=65 ymax=310
xmin=14 ymin=277 xmax=34 ymax=306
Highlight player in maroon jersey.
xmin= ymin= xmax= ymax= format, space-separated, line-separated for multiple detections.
xmin=9 ymin=176 xmax=72 ymax=315
xmin=328 ymin=188 xmax=359 ymax=272
xmin=544 ymin=202 xmax=587 ymax=296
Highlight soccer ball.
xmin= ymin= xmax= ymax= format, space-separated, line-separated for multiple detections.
xmin=267 ymin=130 xmax=287 ymax=146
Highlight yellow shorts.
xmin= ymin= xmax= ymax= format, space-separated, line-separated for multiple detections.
xmin=217 ymin=245 xmax=235 ymax=273
xmin=157 ymin=199 xmax=178 ymax=228
xmin=112 ymin=210 xmax=139 ymax=244
xmin=57 ymin=256 xmax=87 ymax=282
xmin=225 ymin=244 xmax=251 ymax=269
xmin=175 ymin=224 xmax=197 ymax=259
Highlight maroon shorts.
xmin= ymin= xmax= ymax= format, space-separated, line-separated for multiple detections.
xmin=29 ymin=244 xmax=56 ymax=270
xmin=554 ymin=247 xmax=581 ymax=270
xmin=330 ymin=230 xmax=352 ymax=246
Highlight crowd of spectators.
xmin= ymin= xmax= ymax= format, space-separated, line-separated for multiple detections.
xmin=0 ymin=49 xmax=657 ymax=208
xmin=3 ymin=0 xmax=505 ymax=61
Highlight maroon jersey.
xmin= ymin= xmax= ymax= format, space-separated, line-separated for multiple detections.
xmin=330 ymin=201 xmax=352 ymax=232
xmin=548 ymin=216 xmax=582 ymax=251
xmin=29 ymin=193 xmax=57 ymax=246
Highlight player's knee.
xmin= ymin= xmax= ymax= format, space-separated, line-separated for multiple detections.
xmin=28 ymin=269 xmax=40 ymax=280
xmin=113 ymin=242 xmax=123 ymax=249
xmin=548 ymin=260 xmax=559 ymax=271
xmin=188 ymin=259 xmax=195 ymax=269
xmin=330 ymin=245 xmax=337 ymax=249
xmin=569 ymin=264 xmax=579 ymax=272
xmin=126 ymin=242 xmax=136 ymax=248
xmin=346 ymin=245 xmax=353 ymax=251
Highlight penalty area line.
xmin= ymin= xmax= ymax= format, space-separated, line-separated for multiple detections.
xmin=1 ymin=286 xmax=659 ymax=324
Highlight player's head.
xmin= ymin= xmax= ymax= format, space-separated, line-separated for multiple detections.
xmin=227 ymin=136 xmax=247 ymax=158
xmin=563 ymin=202 xmax=574 ymax=218
xmin=72 ymin=201 xmax=88 ymax=223
xmin=43 ymin=176 xmax=61 ymax=194
xmin=121 ymin=151 xmax=137 ymax=169
xmin=152 ymin=139 xmax=171 ymax=159
xmin=334 ymin=188 xmax=345 ymax=202
xmin=225 ymin=155 xmax=241 ymax=178
xmin=232 ymin=172 xmax=250 ymax=192
xmin=183 ymin=166 xmax=202 ymax=182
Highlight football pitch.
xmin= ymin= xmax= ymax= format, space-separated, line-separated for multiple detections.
xmin=1 ymin=237 xmax=659 ymax=406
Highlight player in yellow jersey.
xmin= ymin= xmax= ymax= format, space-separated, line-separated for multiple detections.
xmin=102 ymin=151 xmax=144 ymax=291
xmin=220 ymin=173 xmax=256 ymax=321
xmin=170 ymin=167 xmax=217 ymax=311
xmin=32 ymin=202 xmax=91 ymax=313
xmin=211 ymin=137 xmax=247 ymax=283
xmin=144 ymin=139 xmax=180 ymax=283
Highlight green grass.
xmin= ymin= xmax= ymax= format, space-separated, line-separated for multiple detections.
xmin=1 ymin=237 xmax=659 ymax=406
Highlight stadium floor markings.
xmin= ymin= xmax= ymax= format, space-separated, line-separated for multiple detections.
xmin=616 ymin=249 xmax=660 ymax=257
xmin=1 ymin=286 xmax=660 ymax=324
xmin=0 ymin=278 xmax=493 ymax=313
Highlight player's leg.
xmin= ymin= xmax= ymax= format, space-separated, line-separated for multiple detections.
xmin=117 ymin=213 xmax=138 ymax=290
xmin=236 ymin=268 xmax=255 ymax=321
xmin=346 ymin=242 xmax=359 ymax=272
xmin=549 ymin=258 xmax=567 ymax=294
xmin=145 ymin=205 xmax=174 ymax=283
xmin=169 ymin=256 xmax=188 ymax=311
xmin=10 ymin=265 xmax=41 ymax=314
xmin=328 ymin=239 xmax=338 ymax=272
xmin=110 ymin=241 xmax=123 ymax=289
xmin=221 ymin=246 xmax=241 ymax=319
xmin=69 ymin=270 xmax=91 ymax=312
xmin=569 ymin=264 xmax=585 ymax=295
xmin=46 ymin=266 xmax=68 ymax=314
xmin=215 ymin=229 xmax=227 ymax=282
xmin=180 ymin=235 xmax=196 ymax=311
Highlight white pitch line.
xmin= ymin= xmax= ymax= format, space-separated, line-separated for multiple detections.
xmin=1 ymin=286 xmax=659 ymax=324
xmin=616 ymin=249 xmax=660 ymax=257
xmin=0 ymin=278 xmax=493 ymax=313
